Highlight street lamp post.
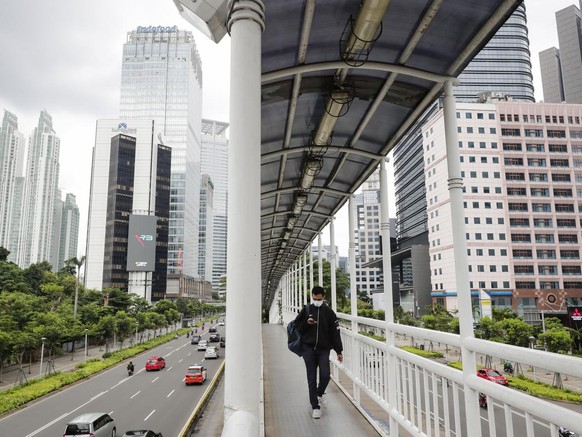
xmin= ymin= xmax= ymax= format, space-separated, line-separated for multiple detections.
xmin=39 ymin=337 xmax=46 ymax=378
xmin=84 ymin=329 xmax=89 ymax=361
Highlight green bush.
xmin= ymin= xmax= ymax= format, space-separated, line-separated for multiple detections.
xmin=401 ymin=346 xmax=444 ymax=359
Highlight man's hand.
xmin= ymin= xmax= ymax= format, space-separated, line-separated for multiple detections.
xmin=337 ymin=354 xmax=343 ymax=363
xmin=307 ymin=317 xmax=317 ymax=325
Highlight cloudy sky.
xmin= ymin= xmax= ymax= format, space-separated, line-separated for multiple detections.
xmin=0 ymin=0 xmax=577 ymax=258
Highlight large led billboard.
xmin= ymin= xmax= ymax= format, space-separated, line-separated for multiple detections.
xmin=127 ymin=214 xmax=157 ymax=272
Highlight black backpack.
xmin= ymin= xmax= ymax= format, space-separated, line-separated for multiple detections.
xmin=287 ymin=305 xmax=307 ymax=357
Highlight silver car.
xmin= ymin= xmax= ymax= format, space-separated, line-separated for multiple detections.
xmin=63 ymin=412 xmax=117 ymax=437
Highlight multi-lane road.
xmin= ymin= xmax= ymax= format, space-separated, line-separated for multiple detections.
xmin=0 ymin=323 xmax=225 ymax=437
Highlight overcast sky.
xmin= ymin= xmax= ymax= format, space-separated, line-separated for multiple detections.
xmin=0 ymin=0 xmax=576 ymax=258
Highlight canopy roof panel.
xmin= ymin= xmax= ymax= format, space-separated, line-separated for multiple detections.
xmin=256 ymin=0 xmax=522 ymax=309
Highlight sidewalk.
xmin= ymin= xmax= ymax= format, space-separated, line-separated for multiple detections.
xmin=0 ymin=343 xmax=113 ymax=392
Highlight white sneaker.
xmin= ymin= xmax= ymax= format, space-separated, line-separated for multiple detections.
xmin=318 ymin=396 xmax=327 ymax=408
xmin=312 ymin=408 xmax=322 ymax=419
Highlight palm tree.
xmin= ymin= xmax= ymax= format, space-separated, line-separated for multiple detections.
xmin=65 ymin=256 xmax=86 ymax=320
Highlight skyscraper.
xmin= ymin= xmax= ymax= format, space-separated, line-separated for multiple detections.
xmin=55 ymin=193 xmax=80 ymax=271
xmin=0 ymin=110 xmax=25 ymax=260
xmin=201 ymin=119 xmax=229 ymax=289
xmin=392 ymin=4 xmax=534 ymax=312
xmin=85 ymin=120 xmax=170 ymax=302
xmin=19 ymin=110 xmax=60 ymax=268
xmin=540 ymin=4 xmax=582 ymax=103
xmin=120 ymin=25 xmax=203 ymax=279
xmin=198 ymin=174 xmax=214 ymax=282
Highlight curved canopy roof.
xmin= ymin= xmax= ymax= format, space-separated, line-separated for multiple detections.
xmin=258 ymin=0 xmax=522 ymax=310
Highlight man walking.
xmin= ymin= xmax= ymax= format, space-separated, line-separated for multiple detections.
xmin=294 ymin=285 xmax=343 ymax=419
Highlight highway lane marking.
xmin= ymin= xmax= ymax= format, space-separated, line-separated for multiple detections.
xmin=152 ymin=376 xmax=160 ymax=383
xmin=187 ymin=352 xmax=192 ymax=356
xmin=167 ymin=366 xmax=173 ymax=371
xmin=167 ymin=389 xmax=175 ymax=398
xmin=178 ymin=358 xmax=183 ymax=363
xmin=131 ymin=390 xmax=141 ymax=399
xmin=144 ymin=409 xmax=156 ymax=421
xmin=24 ymin=390 xmax=108 ymax=437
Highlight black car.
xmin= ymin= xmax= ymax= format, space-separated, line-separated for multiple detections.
xmin=190 ymin=335 xmax=202 ymax=345
xmin=209 ymin=333 xmax=220 ymax=342
xmin=209 ymin=327 xmax=217 ymax=333
xmin=122 ymin=431 xmax=163 ymax=437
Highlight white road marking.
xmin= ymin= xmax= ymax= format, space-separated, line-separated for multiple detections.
xmin=167 ymin=366 xmax=173 ymax=371
xmin=152 ymin=376 xmax=159 ymax=383
xmin=144 ymin=409 xmax=155 ymax=421
xmin=24 ymin=390 xmax=108 ymax=437
xmin=131 ymin=390 xmax=141 ymax=399
xmin=178 ymin=358 xmax=183 ymax=363
xmin=167 ymin=389 xmax=175 ymax=398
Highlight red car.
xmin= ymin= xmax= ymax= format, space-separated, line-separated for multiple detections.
xmin=185 ymin=365 xmax=207 ymax=385
xmin=477 ymin=368 xmax=509 ymax=386
xmin=145 ymin=356 xmax=166 ymax=371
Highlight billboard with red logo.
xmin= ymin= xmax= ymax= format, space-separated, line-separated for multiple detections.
xmin=568 ymin=306 xmax=582 ymax=328
xmin=127 ymin=214 xmax=157 ymax=272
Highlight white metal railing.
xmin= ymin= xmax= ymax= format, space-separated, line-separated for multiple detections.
xmin=283 ymin=309 xmax=582 ymax=437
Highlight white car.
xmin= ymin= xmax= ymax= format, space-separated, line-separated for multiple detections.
xmin=197 ymin=340 xmax=208 ymax=351
xmin=205 ymin=346 xmax=219 ymax=359
xmin=218 ymin=321 xmax=225 ymax=326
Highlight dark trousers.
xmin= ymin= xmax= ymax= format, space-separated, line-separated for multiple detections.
xmin=302 ymin=344 xmax=331 ymax=409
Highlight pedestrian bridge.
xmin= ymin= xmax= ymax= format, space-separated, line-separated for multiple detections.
xmin=171 ymin=0 xmax=582 ymax=435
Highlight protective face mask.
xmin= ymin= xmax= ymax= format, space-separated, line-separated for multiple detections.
xmin=313 ymin=300 xmax=324 ymax=307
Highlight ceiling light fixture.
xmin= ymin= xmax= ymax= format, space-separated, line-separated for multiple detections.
xmin=341 ymin=0 xmax=389 ymax=65
xmin=312 ymin=88 xmax=351 ymax=146
xmin=300 ymin=156 xmax=323 ymax=190
xmin=293 ymin=193 xmax=308 ymax=215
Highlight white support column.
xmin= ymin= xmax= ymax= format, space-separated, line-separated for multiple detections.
xmin=348 ymin=195 xmax=359 ymax=399
xmin=330 ymin=217 xmax=337 ymax=312
xmin=303 ymin=250 xmax=308 ymax=307
xmin=443 ymin=80 xmax=481 ymax=437
xmin=223 ymin=2 xmax=265 ymax=435
xmin=292 ymin=260 xmax=297 ymax=310
xmin=309 ymin=246 xmax=314 ymax=295
xmin=318 ymin=233 xmax=323 ymax=286
xmin=348 ymin=198 xmax=357 ymax=326
xmin=380 ymin=159 xmax=398 ymax=436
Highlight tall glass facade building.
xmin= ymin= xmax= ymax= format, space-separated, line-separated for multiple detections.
xmin=392 ymin=4 xmax=534 ymax=313
xmin=120 ymin=26 xmax=203 ymax=278
xmin=201 ymin=119 xmax=229 ymax=289
xmin=394 ymin=4 xmax=534 ymax=242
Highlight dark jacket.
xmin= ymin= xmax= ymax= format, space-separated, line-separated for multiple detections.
xmin=294 ymin=302 xmax=343 ymax=355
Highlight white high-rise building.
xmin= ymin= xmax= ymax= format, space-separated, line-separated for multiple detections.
xmin=424 ymin=101 xmax=582 ymax=323
xmin=201 ymin=119 xmax=229 ymax=289
xmin=85 ymin=119 xmax=171 ymax=302
xmin=51 ymin=192 xmax=80 ymax=271
xmin=198 ymin=174 xmax=214 ymax=282
xmin=19 ymin=110 xmax=60 ymax=268
xmin=120 ymin=25 xmax=203 ymax=278
xmin=0 ymin=110 xmax=25 ymax=260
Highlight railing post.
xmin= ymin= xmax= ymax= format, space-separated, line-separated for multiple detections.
xmin=443 ymin=80 xmax=481 ymax=436
xmin=223 ymin=1 xmax=265 ymax=435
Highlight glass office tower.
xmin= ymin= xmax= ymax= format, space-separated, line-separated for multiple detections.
xmin=120 ymin=26 xmax=203 ymax=278
xmin=392 ymin=4 xmax=534 ymax=313
xmin=201 ymin=119 xmax=229 ymax=289
xmin=394 ymin=4 xmax=534 ymax=243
